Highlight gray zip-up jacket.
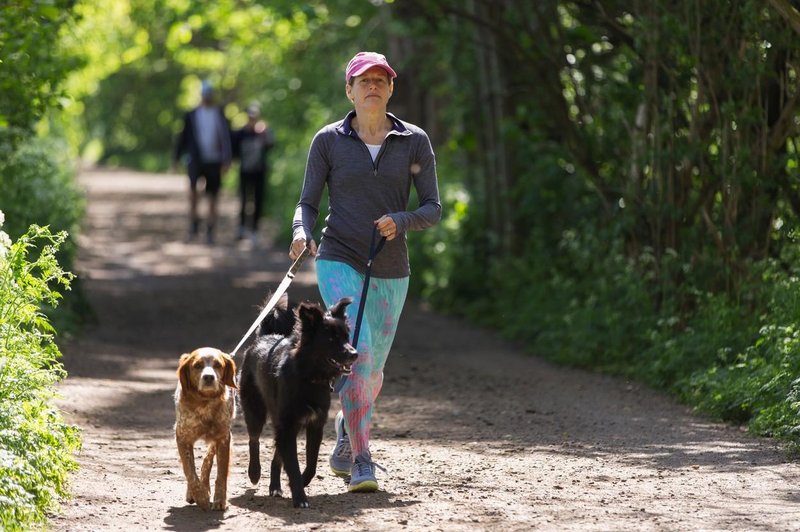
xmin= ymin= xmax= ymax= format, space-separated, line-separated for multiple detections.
xmin=293 ymin=110 xmax=442 ymax=278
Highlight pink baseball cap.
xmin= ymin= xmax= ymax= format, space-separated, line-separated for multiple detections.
xmin=345 ymin=52 xmax=397 ymax=81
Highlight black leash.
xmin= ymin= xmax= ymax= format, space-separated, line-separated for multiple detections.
xmin=333 ymin=225 xmax=386 ymax=393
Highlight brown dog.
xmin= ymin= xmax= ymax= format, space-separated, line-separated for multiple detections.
xmin=174 ymin=347 xmax=237 ymax=511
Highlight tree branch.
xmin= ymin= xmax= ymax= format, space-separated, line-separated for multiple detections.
xmin=766 ymin=0 xmax=800 ymax=35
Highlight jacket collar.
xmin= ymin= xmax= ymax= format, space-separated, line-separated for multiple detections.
xmin=336 ymin=110 xmax=410 ymax=138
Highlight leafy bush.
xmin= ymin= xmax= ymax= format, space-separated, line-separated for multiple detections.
xmin=431 ymin=218 xmax=658 ymax=373
xmin=639 ymin=290 xmax=754 ymax=393
xmin=682 ymin=264 xmax=800 ymax=451
xmin=0 ymin=136 xmax=84 ymax=259
xmin=0 ymin=0 xmax=78 ymax=142
xmin=0 ymin=216 xmax=81 ymax=531
xmin=0 ymin=136 xmax=88 ymax=333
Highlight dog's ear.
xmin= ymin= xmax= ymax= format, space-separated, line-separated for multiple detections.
xmin=177 ymin=353 xmax=194 ymax=392
xmin=329 ymin=297 xmax=353 ymax=320
xmin=295 ymin=301 xmax=323 ymax=334
xmin=221 ymin=353 xmax=238 ymax=389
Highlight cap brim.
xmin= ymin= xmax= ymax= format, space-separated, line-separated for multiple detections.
xmin=349 ymin=63 xmax=397 ymax=79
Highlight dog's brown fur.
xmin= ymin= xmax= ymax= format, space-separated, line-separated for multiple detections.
xmin=174 ymin=347 xmax=237 ymax=511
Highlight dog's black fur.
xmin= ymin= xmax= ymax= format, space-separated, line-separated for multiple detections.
xmin=256 ymin=293 xmax=297 ymax=337
xmin=238 ymin=296 xmax=357 ymax=508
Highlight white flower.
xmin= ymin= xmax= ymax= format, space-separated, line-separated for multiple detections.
xmin=0 ymin=230 xmax=10 ymax=258
xmin=0 ymin=210 xmax=4 ymax=228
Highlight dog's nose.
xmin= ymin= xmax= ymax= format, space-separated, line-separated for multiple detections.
xmin=202 ymin=373 xmax=216 ymax=384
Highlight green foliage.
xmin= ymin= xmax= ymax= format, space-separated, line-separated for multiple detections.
xmin=0 ymin=136 xmax=84 ymax=244
xmin=639 ymin=292 xmax=752 ymax=393
xmin=61 ymin=0 xmax=390 ymax=180
xmin=0 ymin=0 xmax=85 ymax=328
xmin=681 ymin=262 xmax=800 ymax=449
xmin=0 ymin=219 xmax=81 ymax=531
xmin=441 ymin=220 xmax=657 ymax=372
xmin=0 ymin=7 xmax=87 ymax=521
xmin=0 ymin=136 xmax=87 ymax=334
xmin=0 ymin=0 xmax=79 ymax=145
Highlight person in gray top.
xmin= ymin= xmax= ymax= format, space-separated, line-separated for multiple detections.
xmin=173 ymin=80 xmax=232 ymax=244
xmin=290 ymin=51 xmax=441 ymax=493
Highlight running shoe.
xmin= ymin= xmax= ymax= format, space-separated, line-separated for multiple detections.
xmin=348 ymin=451 xmax=381 ymax=493
xmin=329 ymin=410 xmax=352 ymax=477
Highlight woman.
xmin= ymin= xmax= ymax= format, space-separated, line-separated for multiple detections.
xmin=290 ymin=51 xmax=441 ymax=493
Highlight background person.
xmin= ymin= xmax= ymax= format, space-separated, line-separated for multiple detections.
xmin=289 ymin=51 xmax=441 ymax=493
xmin=173 ymin=79 xmax=231 ymax=244
xmin=231 ymin=102 xmax=275 ymax=245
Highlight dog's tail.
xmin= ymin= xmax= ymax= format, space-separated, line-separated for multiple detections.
xmin=256 ymin=292 xmax=295 ymax=337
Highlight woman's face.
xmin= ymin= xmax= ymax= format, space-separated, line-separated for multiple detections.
xmin=346 ymin=66 xmax=393 ymax=110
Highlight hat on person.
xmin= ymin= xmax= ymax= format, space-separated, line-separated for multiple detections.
xmin=201 ymin=79 xmax=214 ymax=98
xmin=345 ymin=52 xmax=397 ymax=81
xmin=246 ymin=103 xmax=261 ymax=118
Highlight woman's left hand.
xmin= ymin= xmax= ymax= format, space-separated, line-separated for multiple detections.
xmin=375 ymin=215 xmax=397 ymax=241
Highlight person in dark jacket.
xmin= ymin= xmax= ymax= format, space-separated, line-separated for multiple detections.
xmin=173 ymin=80 xmax=231 ymax=244
xmin=231 ymin=103 xmax=274 ymax=245
xmin=290 ymin=52 xmax=441 ymax=493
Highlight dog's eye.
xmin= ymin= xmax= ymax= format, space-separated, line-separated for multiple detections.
xmin=212 ymin=360 xmax=222 ymax=368
xmin=193 ymin=362 xmax=203 ymax=369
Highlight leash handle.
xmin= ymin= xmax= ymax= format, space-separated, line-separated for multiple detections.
xmin=288 ymin=246 xmax=310 ymax=276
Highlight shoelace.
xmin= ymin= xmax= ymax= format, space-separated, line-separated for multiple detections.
xmin=334 ymin=435 xmax=351 ymax=459
xmin=334 ymin=416 xmax=352 ymax=459
xmin=353 ymin=455 xmax=387 ymax=477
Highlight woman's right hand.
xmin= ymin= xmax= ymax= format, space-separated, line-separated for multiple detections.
xmin=289 ymin=237 xmax=317 ymax=260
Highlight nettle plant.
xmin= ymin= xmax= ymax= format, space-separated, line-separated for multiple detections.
xmin=0 ymin=211 xmax=81 ymax=531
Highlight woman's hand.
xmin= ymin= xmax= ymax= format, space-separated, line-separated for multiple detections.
xmin=289 ymin=237 xmax=317 ymax=260
xmin=375 ymin=215 xmax=397 ymax=241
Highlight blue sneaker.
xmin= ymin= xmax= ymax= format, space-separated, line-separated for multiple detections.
xmin=348 ymin=451 xmax=383 ymax=493
xmin=329 ymin=411 xmax=352 ymax=477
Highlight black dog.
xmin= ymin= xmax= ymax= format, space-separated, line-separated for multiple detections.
xmin=238 ymin=296 xmax=358 ymax=508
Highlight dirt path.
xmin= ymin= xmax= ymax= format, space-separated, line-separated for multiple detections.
xmin=51 ymin=169 xmax=800 ymax=531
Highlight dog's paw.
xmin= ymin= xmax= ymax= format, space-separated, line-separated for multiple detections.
xmin=210 ymin=499 xmax=227 ymax=511
xmin=195 ymin=494 xmax=211 ymax=511
xmin=248 ymin=461 xmax=261 ymax=485
xmin=293 ymin=499 xmax=310 ymax=509
xmin=269 ymin=488 xmax=282 ymax=498
xmin=190 ymin=484 xmax=211 ymax=511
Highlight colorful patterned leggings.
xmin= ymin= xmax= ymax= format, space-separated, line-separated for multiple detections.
xmin=316 ymin=259 xmax=409 ymax=456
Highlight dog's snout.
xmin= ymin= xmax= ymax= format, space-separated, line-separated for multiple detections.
xmin=345 ymin=343 xmax=358 ymax=359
